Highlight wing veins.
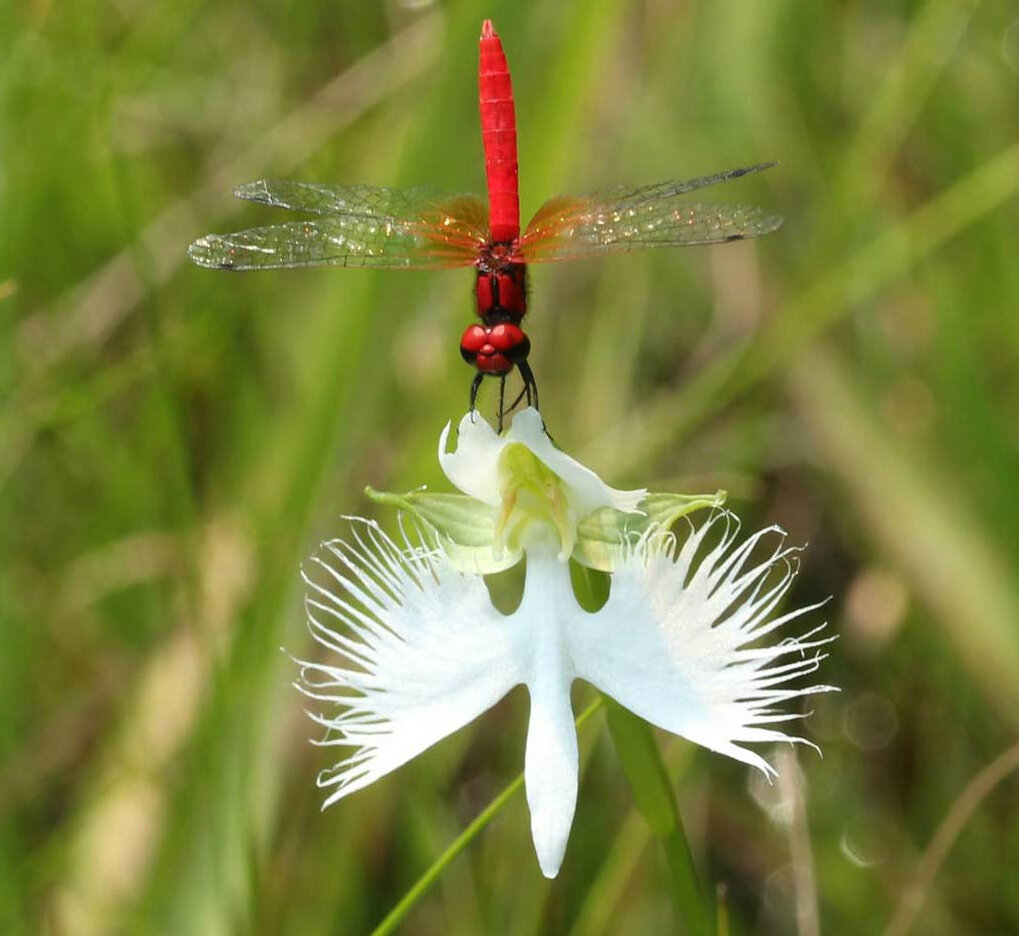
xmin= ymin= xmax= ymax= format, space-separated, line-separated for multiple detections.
xmin=521 ymin=163 xmax=780 ymax=254
xmin=521 ymin=201 xmax=783 ymax=263
xmin=188 ymin=218 xmax=481 ymax=271
xmin=190 ymin=183 xmax=488 ymax=271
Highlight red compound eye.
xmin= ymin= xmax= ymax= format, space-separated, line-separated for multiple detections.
xmin=488 ymin=322 xmax=525 ymax=351
xmin=461 ymin=323 xmax=529 ymax=372
xmin=460 ymin=324 xmax=488 ymax=353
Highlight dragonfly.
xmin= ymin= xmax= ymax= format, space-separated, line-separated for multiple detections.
xmin=188 ymin=19 xmax=782 ymax=428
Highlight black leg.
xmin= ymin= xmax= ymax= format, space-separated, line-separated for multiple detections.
xmin=518 ymin=360 xmax=539 ymax=412
xmin=468 ymin=372 xmax=484 ymax=422
xmin=516 ymin=361 xmax=552 ymax=440
xmin=497 ymin=376 xmax=506 ymax=433
xmin=505 ymin=383 xmax=528 ymax=413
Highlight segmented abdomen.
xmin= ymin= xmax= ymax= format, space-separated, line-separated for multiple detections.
xmin=479 ymin=20 xmax=520 ymax=244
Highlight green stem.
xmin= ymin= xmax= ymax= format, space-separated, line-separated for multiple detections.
xmin=715 ymin=884 xmax=730 ymax=936
xmin=366 ymin=699 xmax=604 ymax=936
xmin=661 ymin=811 xmax=709 ymax=936
xmin=603 ymin=698 xmax=713 ymax=936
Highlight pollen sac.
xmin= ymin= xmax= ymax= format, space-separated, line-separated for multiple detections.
xmin=460 ymin=322 xmax=530 ymax=375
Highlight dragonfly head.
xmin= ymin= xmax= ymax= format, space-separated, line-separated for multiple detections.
xmin=460 ymin=322 xmax=530 ymax=376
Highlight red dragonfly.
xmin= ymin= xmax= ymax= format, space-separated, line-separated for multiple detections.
xmin=188 ymin=20 xmax=782 ymax=426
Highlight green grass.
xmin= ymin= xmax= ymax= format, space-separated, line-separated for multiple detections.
xmin=4 ymin=0 xmax=1019 ymax=933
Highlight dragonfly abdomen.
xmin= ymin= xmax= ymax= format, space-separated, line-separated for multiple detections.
xmin=479 ymin=20 xmax=520 ymax=244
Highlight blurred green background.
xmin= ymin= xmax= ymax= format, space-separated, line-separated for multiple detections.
xmin=3 ymin=0 xmax=1019 ymax=933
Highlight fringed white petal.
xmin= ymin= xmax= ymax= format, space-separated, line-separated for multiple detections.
xmin=570 ymin=513 xmax=835 ymax=778
xmin=299 ymin=523 xmax=588 ymax=877
xmin=296 ymin=519 xmax=524 ymax=804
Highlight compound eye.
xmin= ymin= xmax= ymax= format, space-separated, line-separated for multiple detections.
xmin=487 ymin=322 xmax=524 ymax=351
xmin=460 ymin=324 xmax=488 ymax=353
xmin=487 ymin=322 xmax=530 ymax=363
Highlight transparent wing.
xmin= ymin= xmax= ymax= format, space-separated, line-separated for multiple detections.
xmin=518 ymin=163 xmax=782 ymax=263
xmin=187 ymin=182 xmax=489 ymax=271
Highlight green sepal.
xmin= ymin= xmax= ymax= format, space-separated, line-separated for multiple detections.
xmin=365 ymin=487 xmax=521 ymax=574
xmin=366 ymin=487 xmax=725 ymax=575
xmin=573 ymin=490 xmax=726 ymax=571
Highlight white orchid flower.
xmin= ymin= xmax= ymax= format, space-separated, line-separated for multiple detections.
xmin=438 ymin=407 xmax=645 ymax=563
xmin=296 ymin=408 xmax=833 ymax=878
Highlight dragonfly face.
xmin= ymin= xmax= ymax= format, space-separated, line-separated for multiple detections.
xmin=460 ymin=321 xmax=530 ymax=376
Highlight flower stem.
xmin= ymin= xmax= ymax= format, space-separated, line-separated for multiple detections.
xmin=715 ymin=884 xmax=731 ymax=936
xmin=604 ymin=698 xmax=713 ymax=936
xmin=366 ymin=699 xmax=604 ymax=936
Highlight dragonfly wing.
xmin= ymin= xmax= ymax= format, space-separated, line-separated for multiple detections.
xmin=233 ymin=180 xmax=382 ymax=214
xmin=518 ymin=163 xmax=782 ymax=263
xmin=589 ymin=162 xmax=778 ymax=209
xmin=189 ymin=184 xmax=488 ymax=270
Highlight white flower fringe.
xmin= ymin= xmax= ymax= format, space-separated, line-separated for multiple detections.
xmin=295 ymin=513 xmax=834 ymax=876
xmin=296 ymin=517 xmax=522 ymax=805
xmin=576 ymin=513 xmax=835 ymax=779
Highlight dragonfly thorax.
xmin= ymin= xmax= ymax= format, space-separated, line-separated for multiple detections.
xmin=475 ymin=254 xmax=527 ymax=326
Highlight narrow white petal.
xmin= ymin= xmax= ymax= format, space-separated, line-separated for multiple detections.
xmin=512 ymin=546 xmax=586 ymax=878
xmin=438 ymin=413 xmax=507 ymax=506
xmin=507 ymin=408 xmax=646 ymax=515
xmin=296 ymin=519 xmax=525 ymax=803
xmin=524 ymin=665 xmax=578 ymax=878
xmin=569 ymin=515 xmax=833 ymax=775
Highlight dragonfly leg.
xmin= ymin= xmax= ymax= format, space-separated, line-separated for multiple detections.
xmin=496 ymin=376 xmax=507 ymax=433
xmin=468 ymin=372 xmax=484 ymax=423
xmin=504 ymin=382 xmax=528 ymax=414
xmin=517 ymin=360 xmax=539 ymax=412
xmin=516 ymin=361 xmax=553 ymax=441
